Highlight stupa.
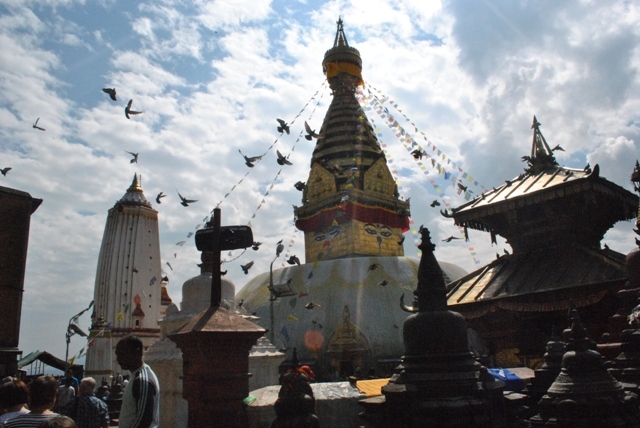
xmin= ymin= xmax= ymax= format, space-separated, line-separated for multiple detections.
xmin=236 ymin=19 xmax=467 ymax=378
xmin=86 ymin=174 xmax=164 ymax=378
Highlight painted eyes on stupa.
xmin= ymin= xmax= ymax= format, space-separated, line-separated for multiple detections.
xmin=364 ymin=224 xmax=393 ymax=238
xmin=314 ymin=233 xmax=326 ymax=242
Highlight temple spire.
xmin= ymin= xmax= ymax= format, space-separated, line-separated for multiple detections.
xmin=523 ymin=115 xmax=559 ymax=174
xmin=333 ymin=17 xmax=349 ymax=47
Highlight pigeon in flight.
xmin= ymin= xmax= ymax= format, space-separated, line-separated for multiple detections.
xmin=125 ymin=151 xmax=139 ymax=164
xmin=276 ymin=150 xmax=293 ymax=166
xmin=1 ymin=167 xmax=11 ymax=176
xmin=238 ymin=149 xmax=262 ymax=168
xmin=294 ymin=181 xmax=306 ymax=191
xmin=221 ymin=270 xmax=227 ymax=276
xmin=177 ymin=191 xmax=198 ymax=207
xmin=287 ymin=255 xmax=301 ymax=266
xmin=32 ymin=118 xmax=45 ymax=131
xmin=411 ymin=149 xmax=423 ymax=160
xmin=368 ymin=263 xmax=383 ymax=271
xmin=430 ymin=200 xmax=440 ymax=207
xmin=378 ymin=280 xmax=389 ymax=287
xmin=241 ymin=261 xmax=254 ymax=275
xmin=102 ymin=88 xmax=117 ymax=101
xmin=156 ymin=192 xmax=166 ymax=204
xmin=276 ymin=118 xmax=290 ymax=134
xmin=125 ymin=99 xmax=143 ymax=119
xmin=305 ymin=302 xmax=321 ymax=310
xmin=551 ymin=144 xmax=565 ymax=152
xmin=251 ymin=241 xmax=262 ymax=251
xmin=304 ymin=121 xmax=323 ymax=140
xmin=442 ymin=236 xmax=462 ymax=242
xmin=457 ymin=183 xmax=468 ymax=192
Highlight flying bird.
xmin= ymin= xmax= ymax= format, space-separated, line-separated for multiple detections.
xmin=368 ymin=263 xmax=383 ymax=271
xmin=221 ymin=270 xmax=227 ymax=276
xmin=1 ymin=167 xmax=11 ymax=176
xmin=125 ymin=151 xmax=139 ymax=164
xmin=177 ymin=191 xmax=198 ymax=207
xmin=132 ymin=267 xmax=138 ymax=273
xmin=102 ymin=88 xmax=117 ymax=101
xmin=430 ymin=200 xmax=440 ymax=207
xmin=238 ymin=149 xmax=262 ymax=167
xmin=304 ymin=121 xmax=323 ymax=140
xmin=276 ymin=118 xmax=290 ymax=134
xmin=378 ymin=280 xmax=389 ymax=287
xmin=442 ymin=236 xmax=462 ymax=242
xmin=162 ymin=276 xmax=169 ymax=282
xmin=156 ymin=192 xmax=166 ymax=204
xmin=276 ymin=150 xmax=293 ymax=166
xmin=252 ymin=242 xmax=262 ymax=251
xmin=411 ymin=149 xmax=423 ymax=160
xmin=124 ymin=99 xmax=143 ymax=119
xmin=457 ymin=183 xmax=468 ymax=192
xmin=241 ymin=261 xmax=254 ymax=275
xmin=551 ymin=144 xmax=565 ymax=152
xmin=287 ymin=255 xmax=301 ymax=266
xmin=32 ymin=118 xmax=45 ymax=131
xmin=294 ymin=181 xmax=306 ymax=191
xmin=305 ymin=302 xmax=321 ymax=310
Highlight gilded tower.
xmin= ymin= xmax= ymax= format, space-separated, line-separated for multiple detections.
xmin=86 ymin=174 xmax=162 ymax=377
xmin=294 ymin=19 xmax=410 ymax=262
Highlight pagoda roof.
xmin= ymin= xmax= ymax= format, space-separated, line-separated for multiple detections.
xmin=450 ymin=163 xmax=636 ymax=222
xmin=446 ymin=243 xmax=627 ymax=318
xmin=446 ymin=117 xmax=638 ymax=241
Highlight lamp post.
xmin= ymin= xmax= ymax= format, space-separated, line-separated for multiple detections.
xmin=64 ymin=300 xmax=93 ymax=369
xmin=268 ymin=240 xmax=285 ymax=343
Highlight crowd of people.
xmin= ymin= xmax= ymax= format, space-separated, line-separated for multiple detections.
xmin=0 ymin=335 xmax=159 ymax=428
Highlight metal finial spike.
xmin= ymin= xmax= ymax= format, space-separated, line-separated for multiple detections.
xmin=531 ymin=115 xmax=541 ymax=129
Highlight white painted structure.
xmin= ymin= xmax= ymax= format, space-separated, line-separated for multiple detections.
xmin=86 ymin=174 xmax=162 ymax=377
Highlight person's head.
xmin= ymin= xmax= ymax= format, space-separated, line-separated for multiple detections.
xmin=0 ymin=379 xmax=29 ymax=410
xmin=115 ymin=335 xmax=144 ymax=371
xmin=63 ymin=376 xmax=74 ymax=387
xmin=28 ymin=376 xmax=58 ymax=411
xmin=79 ymin=377 xmax=96 ymax=395
xmin=38 ymin=415 xmax=77 ymax=428
xmin=65 ymin=369 xmax=74 ymax=378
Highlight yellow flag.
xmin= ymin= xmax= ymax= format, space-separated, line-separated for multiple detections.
xmin=116 ymin=311 xmax=125 ymax=321
xmin=68 ymin=356 xmax=76 ymax=366
xmin=287 ymin=314 xmax=298 ymax=321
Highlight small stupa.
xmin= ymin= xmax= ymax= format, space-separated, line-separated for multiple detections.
xmin=529 ymin=309 xmax=640 ymax=427
xmin=359 ymin=227 xmax=497 ymax=427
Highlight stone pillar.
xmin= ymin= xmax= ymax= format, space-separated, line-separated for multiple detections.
xmin=169 ymin=307 xmax=264 ymax=428
xmin=0 ymin=186 xmax=41 ymax=378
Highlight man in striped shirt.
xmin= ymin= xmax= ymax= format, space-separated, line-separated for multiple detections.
xmin=115 ymin=335 xmax=159 ymax=428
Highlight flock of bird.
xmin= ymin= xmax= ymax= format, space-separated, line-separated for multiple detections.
xmin=1 ymin=86 xmax=477 ymax=280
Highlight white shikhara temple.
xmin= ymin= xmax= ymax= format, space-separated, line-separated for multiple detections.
xmin=85 ymin=174 xmax=165 ymax=377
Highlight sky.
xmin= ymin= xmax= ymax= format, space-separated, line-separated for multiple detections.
xmin=2 ymin=0 xmax=639 ymax=370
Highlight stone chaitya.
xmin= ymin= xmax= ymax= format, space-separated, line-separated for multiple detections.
xmin=358 ymin=227 xmax=500 ymax=427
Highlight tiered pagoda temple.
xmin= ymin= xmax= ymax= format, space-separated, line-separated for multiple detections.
xmin=444 ymin=117 xmax=639 ymax=367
